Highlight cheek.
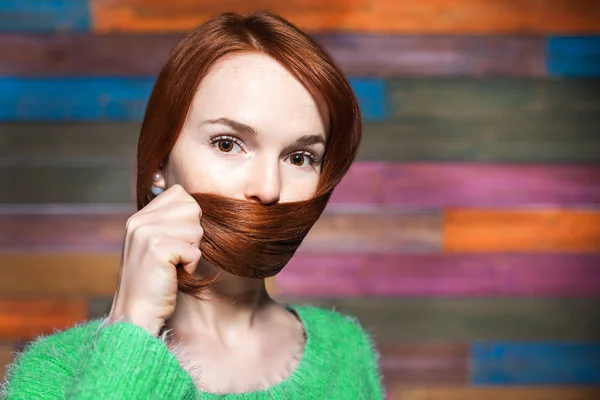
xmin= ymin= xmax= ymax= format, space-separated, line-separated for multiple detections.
xmin=280 ymin=171 xmax=320 ymax=202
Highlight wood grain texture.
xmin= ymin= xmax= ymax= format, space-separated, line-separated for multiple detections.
xmin=0 ymin=33 xmax=545 ymax=77
xmin=0 ymin=0 xmax=90 ymax=32
xmin=0 ymin=209 xmax=441 ymax=253
xmin=444 ymin=209 xmax=600 ymax=252
xmin=0 ymin=77 xmax=386 ymax=121
xmin=472 ymin=342 xmax=600 ymax=384
xmin=278 ymin=254 xmax=600 ymax=297
xmin=277 ymin=298 xmax=600 ymax=341
xmin=3 ymin=119 xmax=600 ymax=165
xmin=392 ymin=387 xmax=600 ymax=400
xmin=3 ymin=160 xmax=600 ymax=207
xmin=90 ymin=0 xmax=600 ymax=34
xmin=389 ymin=79 xmax=600 ymax=120
xmin=548 ymin=36 xmax=600 ymax=77
xmin=0 ymin=299 xmax=87 ymax=340
xmin=0 ymin=253 xmax=120 ymax=297
xmin=379 ymin=343 xmax=468 ymax=385
xmin=87 ymin=296 xmax=600 ymax=342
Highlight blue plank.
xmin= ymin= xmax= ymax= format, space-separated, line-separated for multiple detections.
xmin=0 ymin=77 xmax=154 ymax=121
xmin=0 ymin=77 xmax=387 ymax=122
xmin=547 ymin=36 xmax=600 ymax=77
xmin=348 ymin=77 xmax=388 ymax=121
xmin=0 ymin=0 xmax=90 ymax=32
xmin=472 ymin=342 xmax=600 ymax=385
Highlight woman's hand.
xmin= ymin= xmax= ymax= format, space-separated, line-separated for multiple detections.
xmin=108 ymin=184 xmax=203 ymax=336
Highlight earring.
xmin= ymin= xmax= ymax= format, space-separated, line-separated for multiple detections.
xmin=151 ymin=172 xmax=164 ymax=196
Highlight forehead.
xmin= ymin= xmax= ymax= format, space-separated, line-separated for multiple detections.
xmin=189 ymin=52 xmax=327 ymax=135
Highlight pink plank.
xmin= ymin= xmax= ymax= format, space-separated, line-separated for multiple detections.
xmin=332 ymin=163 xmax=600 ymax=207
xmin=278 ymin=254 xmax=600 ymax=297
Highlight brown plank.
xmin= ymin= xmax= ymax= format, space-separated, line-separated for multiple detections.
xmin=392 ymin=387 xmax=600 ymax=400
xmin=444 ymin=209 xmax=600 ymax=252
xmin=0 ymin=33 xmax=544 ymax=77
xmin=0 ymin=252 xmax=274 ymax=298
xmin=0 ymin=342 xmax=15 ymax=381
xmin=91 ymin=0 xmax=600 ymax=34
xmin=0 ymin=300 xmax=87 ymax=340
xmin=0 ymin=209 xmax=441 ymax=253
xmin=379 ymin=343 xmax=468 ymax=386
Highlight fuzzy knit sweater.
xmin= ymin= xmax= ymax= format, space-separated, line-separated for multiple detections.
xmin=1 ymin=304 xmax=384 ymax=399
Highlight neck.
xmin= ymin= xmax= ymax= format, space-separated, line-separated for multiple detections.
xmin=165 ymin=258 xmax=274 ymax=343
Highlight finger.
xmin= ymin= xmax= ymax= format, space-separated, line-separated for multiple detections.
xmin=142 ymin=184 xmax=192 ymax=214
xmin=135 ymin=222 xmax=203 ymax=248
xmin=158 ymin=238 xmax=202 ymax=274
xmin=145 ymin=200 xmax=202 ymax=224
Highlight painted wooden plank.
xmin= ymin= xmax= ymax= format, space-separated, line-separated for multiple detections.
xmin=329 ymin=163 xmax=600 ymax=207
xmin=0 ymin=209 xmax=441 ymax=253
xmin=548 ymin=36 xmax=600 ymax=77
xmin=378 ymin=343 xmax=468 ymax=385
xmin=389 ymin=79 xmax=600 ymax=120
xmin=0 ymin=77 xmax=153 ymax=121
xmin=392 ymin=387 xmax=600 ymax=400
xmin=444 ymin=209 xmax=600 ymax=252
xmin=0 ymin=299 xmax=87 ymax=340
xmin=3 ymin=119 xmax=600 ymax=165
xmin=0 ymin=77 xmax=386 ymax=122
xmin=0 ymin=342 xmax=15 ymax=381
xmin=472 ymin=342 xmax=600 ymax=385
xmin=92 ymin=297 xmax=600 ymax=341
xmin=278 ymin=254 xmax=600 ymax=297
xmin=3 ymin=161 xmax=600 ymax=207
xmin=0 ymin=253 xmax=277 ymax=297
xmin=0 ymin=33 xmax=545 ymax=77
xmin=0 ymin=0 xmax=90 ymax=32
xmin=91 ymin=0 xmax=600 ymax=34
xmin=0 ymin=253 xmax=120 ymax=297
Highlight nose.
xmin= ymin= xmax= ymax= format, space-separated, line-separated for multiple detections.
xmin=244 ymin=157 xmax=281 ymax=205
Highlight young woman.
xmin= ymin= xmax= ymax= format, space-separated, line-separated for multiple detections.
xmin=2 ymin=11 xmax=383 ymax=399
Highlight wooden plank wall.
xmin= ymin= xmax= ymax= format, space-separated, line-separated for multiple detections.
xmin=1 ymin=1 xmax=599 ymax=398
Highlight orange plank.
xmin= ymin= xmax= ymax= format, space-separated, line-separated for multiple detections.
xmin=392 ymin=386 xmax=600 ymax=400
xmin=0 ymin=342 xmax=15 ymax=381
xmin=91 ymin=0 xmax=600 ymax=34
xmin=444 ymin=210 xmax=600 ymax=252
xmin=0 ymin=253 xmax=277 ymax=297
xmin=0 ymin=299 xmax=87 ymax=340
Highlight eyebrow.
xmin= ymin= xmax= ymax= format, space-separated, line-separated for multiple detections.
xmin=202 ymin=117 xmax=326 ymax=146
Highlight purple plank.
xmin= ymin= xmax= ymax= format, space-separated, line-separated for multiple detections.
xmin=332 ymin=163 xmax=600 ymax=207
xmin=279 ymin=254 xmax=600 ymax=297
xmin=0 ymin=33 xmax=544 ymax=77
xmin=315 ymin=35 xmax=545 ymax=77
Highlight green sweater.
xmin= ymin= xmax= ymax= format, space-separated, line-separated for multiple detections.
xmin=1 ymin=305 xmax=384 ymax=399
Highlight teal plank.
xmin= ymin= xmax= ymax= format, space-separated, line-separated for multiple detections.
xmin=0 ymin=77 xmax=386 ymax=121
xmin=0 ymin=0 xmax=90 ymax=32
xmin=472 ymin=342 xmax=600 ymax=385
xmin=548 ymin=36 xmax=600 ymax=77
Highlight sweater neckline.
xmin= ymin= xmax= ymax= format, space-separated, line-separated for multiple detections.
xmin=198 ymin=304 xmax=319 ymax=398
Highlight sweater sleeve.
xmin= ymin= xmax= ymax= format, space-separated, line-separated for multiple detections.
xmin=1 ymin=319 xmax=196 ymax=399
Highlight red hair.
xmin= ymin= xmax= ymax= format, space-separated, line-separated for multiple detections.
xmin=136 ymin=11 xmax=361 ymax=297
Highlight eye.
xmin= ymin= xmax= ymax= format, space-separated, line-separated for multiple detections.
xmin=218 ymin=139 xmax=233 ymax=152
xmin=210 ymin=135 xmax=243 ymax=154
xmin=287 ymin=152 xmax=319 ymax=167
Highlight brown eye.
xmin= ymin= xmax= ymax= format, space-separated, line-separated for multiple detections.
xmin=290 ymin=154 xmax=305 ymax=166
xmin=218 ymin=140 xmax=233 ymax=152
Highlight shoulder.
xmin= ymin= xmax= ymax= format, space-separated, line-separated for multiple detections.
xmin=291 ymin=304 xmax=379 ymax=358
xmin=1 ymin=319 xmax=101 ymax=397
